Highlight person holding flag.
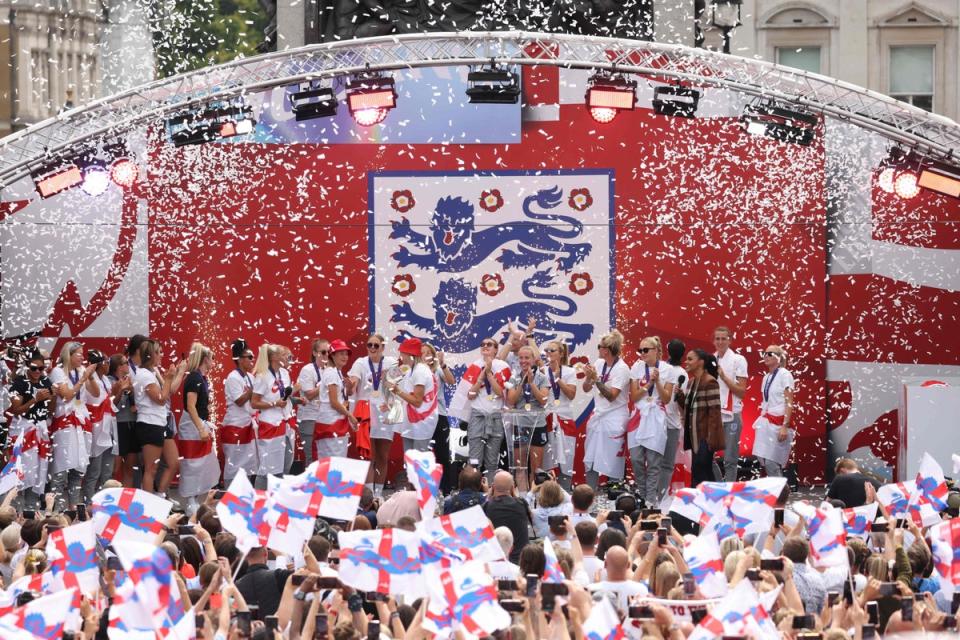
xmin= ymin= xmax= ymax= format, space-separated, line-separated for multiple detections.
xmin=750 ymin=345 xmax=796 ymax=478
xmin=464 ymin=337 xmax=512 ymax=482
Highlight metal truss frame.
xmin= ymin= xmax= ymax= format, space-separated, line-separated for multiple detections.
xmin=2 ymin=30 xmax=959 ymax=187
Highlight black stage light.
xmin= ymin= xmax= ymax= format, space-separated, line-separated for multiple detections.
xmin=466 ymin=66 xmax=521 ymax=104
xmin=740 ymin=100 xmax=818 ymax=146
xmin=290 ymin=82 xmax=338 ymax=121
xmin=652 ymin=85 xmax=701 ymax=118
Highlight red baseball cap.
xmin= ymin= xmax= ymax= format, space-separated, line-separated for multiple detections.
xmin=328 ymin=339 xmax=351 ymax=355
xmin=398 ymin=337 xmax=423 ymax=356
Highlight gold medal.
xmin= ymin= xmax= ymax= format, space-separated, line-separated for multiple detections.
xmin=488 ymin=395 xmax=496 ymax=402
xmin=524 ymin=403 xmax=532 ymax=411
xmin=554 ymin=399 xmax=561 ymax=406
xmin=372 ymin=390 xmax=381 ymax=399
xmin=74 ymin=398 xmax=82 ymax=408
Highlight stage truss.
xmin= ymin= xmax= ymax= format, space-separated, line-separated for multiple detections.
xmin=2 ymin=30 xmax=959 ymax=187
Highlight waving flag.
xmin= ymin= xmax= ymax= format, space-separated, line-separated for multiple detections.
xmin=405 ymin=449 xmax=442 ymax=519
xmin=46 ymin=520 xmax=99 ymax=596
xmin=581 ymin=595 xmax=625 ymax=640
xmin=0 ymin=588 xmax=79 ymax=640
xmin=274 ymin=457 xmax=368 ymax=522
xmin=930 ymin=517 xmax=960 ymax=595
xmin=113 ymin=541 xmax=194 ymax=639
xmin=447 ymin=360 xmax=511 ymax=423
xmin=683 ymin=530 xmax=727 ymax=598
xmin=842 ymin=503 xmax=878 ymax=539
xmin=423 ymin=561 xmax=509 ymax=639
xmin=793 ymin=502 xmax=848 ymax=569
xmin=699 ymin=478 xmax=786 ymax=512
xmin=0 ymin=432 xmax=25 ymax=496
xmin=5 ymin=573 xmax=56 ymax=600
xmin=914 ymin=452 xmax=950 ymax=512
xmin=216 ymin=473 xmax=271 ymax=553
xmin=91 ymin=488 xmax=171 ymax=545
xmin=418 ymin=505 xmax=504 ymax=566
xmin=338 ymin=528 xmax=424 ymax=596
xmin=668 ymin=488 xmax=710 ymax=529
xmin=688 ymin=579 xmax=777 ymax=640
xmin=542 ymin=536 xmax=565 ymax=583
xmin=877 ymin=480 xmax=940 ymax=527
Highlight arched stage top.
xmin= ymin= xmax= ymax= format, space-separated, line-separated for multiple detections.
xmin=2 ymin=31 xmax=959 ymax=187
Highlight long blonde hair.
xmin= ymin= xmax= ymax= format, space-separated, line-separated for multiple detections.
xmin=254 ymin=344 xmax=284 ymax=377
xmin=186 ymin=342 xmax=212 ymax=372
xmin=58 ymin=341 xmax=82 ymax=371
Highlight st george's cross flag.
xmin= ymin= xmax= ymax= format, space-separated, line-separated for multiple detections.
xmin=262 ymin=474 xmax=317 ymax=557
xmin=698 ymin=478 xmax=786 ymax=511
xmin=273 ymin=457 xmax=368 ymax=522
xmin=842 ymin=503 xmax=878 ymax=539
xmin=667 ymin=488 xmax=711 ymax=530
xmin=112 ymin=541 xmax=194 ymax=640
xmin=405 ymin=449 xmax=442 ymax=519
xmin=423 ymin=561 xmax=510 ymax=639
xmin=5 ymin=573 xmax=56 ymax=600
xmin=793 ymin=502 xmax=848 ymax=570
xmin=45 ymin=520 xmax=99 ymax=596
xmin=542 ymin=536 xmax=565 ymax=584
xmin=216 ymin=473 xmax=271 ymax=553
xmin=581 ymin=595 xmax=626 ymax=640
xmin=930 ymin=517 xmax=960 ymax=595
xmin=683 ymin=530 xmax=727 ymax=598
xmin=0 ymin=588 xmax=80 ymax=640
xmin=418 ymin=505 xmax=504 ymax=567
xmin=338 ymin=528 xmax=425 ymax=596
xmin=687 ymin=579 xmax=778 ymax=640
xmin=877 ymin=480 xmax=940 ymax=527
xmin=91 ymin=488 xmax=172 ymax=545
xmin=914 ymin=452 xmax=950 ymax=512
xmin=0 ymin=432 xmax=25 ymax=496
xmin=447 ymin=360 xmax=512 ymax=423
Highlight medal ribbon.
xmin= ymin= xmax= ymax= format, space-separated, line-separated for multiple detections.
xmin=763 ymin=368 xmax=780 ymax=404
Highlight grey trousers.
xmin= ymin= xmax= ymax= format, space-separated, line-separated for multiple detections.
xmin=50 ymin=469 xmax=83 ymax=512
xmin=467 ymin=410 xmax=504 ymax=481
xmin=657 ymin=428 xmax=681 ymax=498
xmin=298 ymin=419 xmax=316 ymax=466
xmin=629 ymin=445 xmax=663 ymax=507
xmin=12 ymin=488 xmax=43 ymax=511
xmin=761 ymin=458 xmax=784 ymax=477
xmin=82 ymin=451 xmax=115 ymax=503
xmin=723 ymin=414 xmax=743 ymax=482
xmin=402 ymin=437 xmax=432 ymax=452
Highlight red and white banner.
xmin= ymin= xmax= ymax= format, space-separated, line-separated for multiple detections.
xmin=423 ymin=561 xmax=510 ymax=639
xmin=405 ymin=449 xmax=442 ymax=520
xmin=46 ymin=520 xmax=99 ymax=596
xmin=273 ymin=456 xmax=368 ymax=522
xmin=338 ymin=528 xmax=425 ymax=596
xmin=418 ymin=504 xmax=504 ymax=566
xmin=930 ymin=517 xmax=960 ymax=595
xmin=91 ymin=488 xmax=171 ymax=545
xmin=682 ymin=530 xmax=727 ymax=598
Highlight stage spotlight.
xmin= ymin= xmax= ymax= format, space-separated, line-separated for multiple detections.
xmin=877 ymin=167 xmax=897 ymax=194
xmin=585 ymin=73 xmax=636 ymax=123
xmin=166 ymin=96 xmax=257 ymax=146
xmin=466 ymin=66 xmax=521 ymax=104
xmin=110 ymin=158 xmax=139 ymax=188
xmin=740 ymin=101 xmax=818 ymax=146
xmin=81 ymin=166 xmax=110 ymax=196
xmin=33 ymin=164 xmax=83 ymax=199
xmin=289 ymin=82 xmax=338 ymax=121
xmin=346 ymin=73 xmax=396 ymax=127
xmin=652 ymin=85 xmax=700 ymax=118
xmin=918 ymin=163 xmax=960 ymax=198
xmin=894 ymin=170 xmax=920 ymax=199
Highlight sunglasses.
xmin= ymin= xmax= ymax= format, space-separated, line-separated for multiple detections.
xmin=239 ymin=355 xmax=254 ymax=360
xmin=544 ymin=348 xmax=557 ymax=353
xmin=480 ymin=341 xmax=497 ymax=348
xmin=762 ymin=351 xmax=779 ymax=358
xmin=28 ymin=365 xmax=44 ymax=372
xmin=367 ymin=343 xmax=382 ymax=349
xmin=638 ymin=347 xmax=655 ymax=354
xmin=318 ymin=350 xmax=329 ymax=355
xmin=598 ymin=344 xmax=610 ymax=350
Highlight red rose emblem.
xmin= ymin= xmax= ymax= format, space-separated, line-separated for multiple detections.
xmin=568 ymin=188 xmax=593 ymax=212
xmin=391 ymin=274 xmax=416 ymax=297
xmin=479 ymin=189 xmax=504 ymax=213
xmin=569 ymin=272 xmax=594 ymax=296
xmin=390 ymin=190 xmax=415 ymax=213
xmin=480 ymin=273 xmax=505 ymax=296
xmin=570 ymin=356 xmax=590 ymax=380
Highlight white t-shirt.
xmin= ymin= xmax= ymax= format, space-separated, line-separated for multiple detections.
xmin=397 ymin=362 xmax=438 ymax=440
xmin=50 ymin=366 xmax=81 ymax=419
xmin=760 ymin=368 xmax=795 ymax=416
xmin=487 ymin=560 xmax=520 ymax=580
xmin=661 ymin=363 xmax=682 ymax=430
xmin=296 ymin=363 xmax=325 ymax=422
xmin=592 ymin=359 xmax=630 ymax=416
xmin=223 ymin=369 xmax=255 ymax=426
xmin=629 ymin=360 xmax=669 ymax=407
xmin=132 ymin=367 xmax=167 ymax=426
xmin=588 ymin=579 xmax=649 ymax=613
xmin=253 ymin=368 xmax=289 ymax=426
xmin=281 ymin=367 xmax=295 ymax=420
xmin=348 ymin=356 xmax=398 ymax=402
xmin=542 ymin=365 xmax=577 ymax=420
xmin=317 ymin=367 xmax=347 ymax=425
xmin=716 ymin=349 xmax=748 ymax=418
xmin=469 ymin=359 xmax=511 ymax=414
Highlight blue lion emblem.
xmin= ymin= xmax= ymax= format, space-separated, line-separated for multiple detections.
xmin=390 ymin=269 xmax=592 ymax=351
xmin=390 ymin=186 xmax=592 ymax=272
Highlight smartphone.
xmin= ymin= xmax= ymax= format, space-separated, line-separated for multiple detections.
xmin=607 ymin=510 xmax=623 ymax=522
xmin=774 ymin=509 xmax=784 ymax=527
xmin=291 ymin=574 xmax=306 ymax=586
xmin=878 ymin=582 xmax=898 ymax=597
xmin=45 ymin=524 xmax=61 ymax=532
xmin=872 ymin=521 xmax=889 ymax=533
xmin=214 ymin=490 xmax=227 ymax=501
xmin=541 ymin=583 xmax=569 ymax=597
xmin=364 ymin=591 xmax=388 ymax=602
xmin=945 ymin=615 xmax=958 ymax=629
xmin=248 ymin=605 xmax=260 ymax=622
xmin=952 ymin=592 xmax=960 ymax=615
xmin=628 ymin=605 xmax=655 ymax=619
xmin=265 ymin=616 xmax=279 ymax=632
xmin=541 ymin=592 xmax=557 ymax=612
xmin=22 ymin=510 xmax=35 ymax=520
xmin=827 ymin=591 xmax=840 ymax=607
xmin=640 ymin=520 xmax=658 ymax=531
xmin=760 ymin=558 xmax=784 ymax=571
xmin=316 ymin=577 xmax=341 ymax=589
xmin=315 ymin=613 xmax=328 ymax=638
xmin=177 ymin=525 xmax=195 ymax=536
xmin=367 ymin=620 xmax=380 ymax=640
xmin=683 ymin=573 xmax=696 ymax=596
xmin=901 ymin=595 xmax=914 ymax=622
xmin=236 ymin=611 xmax=251 ymax=636
xmin=660 ymin=517 xmax=672 ymax=530
xmin=843 ymin=579 xmax=854 ymax=605
xmin=525 ymin=574 xmax=539 ymax=598
xmin=535 ymin=471 xmax=551 ymax=484
xmin=657 ymin=528 xmax=668 ymax=546
xmin=690 ymin=608 xmax=707 ymax=624
xmin=641 ymin=509 xmax=658 ymax=518
xmin=106 ymin=556 xmax=123 ymax=571
xmin=76 ymin=504 xmax=86 ymax=521
xmin=745 ymin=568 xmax=761 ymax=582
xmin=498 ymin=579 xmax=518 ymax=592
xmin=548 ymin=515 xmax=567 ymax=528
xmin=796 ymin=634 xmax=823 ymax=640
xmin=895 ymin=518 xmax=907 ymax=529
xmin=499 ymin=599 xmax=524 ymax=613
xmin=861 ymin=624 xmax=876 ymax=639
xmin=867 ymin=601 xmax=879 ymax=625
xmin=792 ymin=614 xmax=815 ymax=629
xmin=195 ymin=613 xmax=205 ymax=630
xmin=63 ymin=510 xmax=76 ymax=521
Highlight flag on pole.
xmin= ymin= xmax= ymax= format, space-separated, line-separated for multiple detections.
xmin=0 ymin=588 xmax=79 ymax=640
xmin=423 ymin=561 xmax=510 ymax=639
xmin=841 ymin=503 xmax=877 ymax=539
xmin=405 ymin=449 xmax=442 ymax=519
xmin=542 ymin=536 xmax=565 ymax=583
xmin=581 ymin=595 xmax=625 ymax=640
xmin=418 ymin=505 xmax=504 ymax=566
xmin=91 ymin=488 xmax=172 ymax=545
xmin=0 ymin=432 xmax=25 ymax=496
xmin=930 ymin=517 xmax=960 ymax=596
xmin=112 ymin=541 xmax=194 ymax=640
xmin=274 ymin=457 xmax=368 ymax=521
xmin=46 ymin=520 xmax=99 ymax=596
xmin=216 ymin=473 xmax=271 ymax=553
xmin=793 ymin=502 xmax=848 ymax=570
xmin=683 ymin=530 xmax=727 ymax=598
xmin=338 ymin=528 xmax=424 ymax=596
xmin=914 ymin=452 xmax=950 ymax=511
xmin=687 ymin=579 xmax=778 ymax=640
xmin=877 ymin=480 xmax=940 ymax=527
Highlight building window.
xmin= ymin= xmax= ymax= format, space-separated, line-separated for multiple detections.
xmin=776 ymin=46 xmax=821 ymax=74
xmin=890 ymin=45 xmax=934 ymax=111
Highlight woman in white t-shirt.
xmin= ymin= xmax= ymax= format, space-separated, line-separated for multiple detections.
xmin=541 ymin=340 xmax=578 ymax=490
xmin=628 ymin=336 xmax=674 ymax=508
xmin=422 ymin=343 xmax=456 ymax=492
xmin=132 ymin=339 xmax=187 ymax=496
xmin=49 ymin=341 xmax=97 ymax=511
xmin=581 ymin=330 xmax=630 ymax=488
xmin=222 ymin=339 xmax=257 ymax=482
xmin=81 ymin=350 xmax=117 ymax=503
xmin=297 ymin=338 xmax=330 ymax=470
xmin=250 ymin=344 xmax=292 ymax=484
xmin=506 ymin=345 xmax=549 ymax=482
xmin=658 ymin=339 xmax=687 ymax=499
xmin=387 ymin=337 xmax=439 ymax=453
xmin=313 ymin=339 xmax=358 ymax=460
xmin=348 ymin=334 xmax=397 ymax=490
xmin=750 ymin=345 xmax=796 ymax=478
xmin=279 ymin=346 xmax=300 ymax=474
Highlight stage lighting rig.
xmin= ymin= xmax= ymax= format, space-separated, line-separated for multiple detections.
xmin=346 ymin=72 xmax=397 ymax=126
xmin=652 ymin=85 xmax=701 ymax=118
xmin=166 ymin=96 xmax=257 ymax=147
xmin=466 ymin=65 xmax=521 ymax=104
xmin=289 ymin=81 xmax=338 ymax=121
xmin=31 ymin=141 xmax=138 ymax=199
xmin=740 ymin=100 xmax=818 ymax=146
xmin=585 ymin=72 xmax=637 ymax=123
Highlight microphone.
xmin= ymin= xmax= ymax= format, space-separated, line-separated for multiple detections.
xmin=677 ymin=374 xmax=686 ymax=388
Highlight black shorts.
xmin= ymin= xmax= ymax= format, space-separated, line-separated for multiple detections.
xmin=531 ymin=426 xmax=548 ymax=448
xmin=135 ymin=421 xmax=166 ymax=449
xmin=117 ymin=421 xmax=137 ymax=455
